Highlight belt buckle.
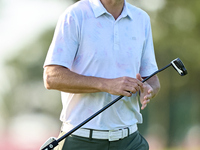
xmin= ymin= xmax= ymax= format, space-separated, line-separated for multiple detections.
xmin=108 ymin=129 xmax=121 ymax=141
xmin=108 ymin=128 xmax=129 ymax=141
xmin=121 ymin=128 xmax=128 ymax=139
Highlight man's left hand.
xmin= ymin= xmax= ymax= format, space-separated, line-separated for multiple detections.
xmin=136 ymin=73 xmax=154 ymax=110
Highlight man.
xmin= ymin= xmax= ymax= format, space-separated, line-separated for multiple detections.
xmin=43 ymin=0 xmax=160 ymax=149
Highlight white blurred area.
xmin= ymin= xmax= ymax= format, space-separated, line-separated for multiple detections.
xmin=0 ymin=0 xmax=72 ymax=94
xmin=0 ymin=0 xmax=72 ymax=59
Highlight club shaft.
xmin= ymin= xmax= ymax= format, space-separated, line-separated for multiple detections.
xmin=55 ymin=63 xmax=172 ymax=146
xmin=57 ymin=95 xmax=124 ymax=143
xmin=142 ymin=63 xmax=171 ymax=82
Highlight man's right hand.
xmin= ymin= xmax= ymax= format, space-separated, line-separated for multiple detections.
xmin=103 ymin=76 xmax=143 ymax=97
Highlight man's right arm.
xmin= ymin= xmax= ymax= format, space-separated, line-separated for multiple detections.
xmin=43 ymin=65 xmax=143 ymax=97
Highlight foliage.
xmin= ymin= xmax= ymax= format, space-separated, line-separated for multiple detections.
xmin=3 ymin=28 xmax=61 ymax=120
xmin=133 ymin=0 xmax=200 ymax=146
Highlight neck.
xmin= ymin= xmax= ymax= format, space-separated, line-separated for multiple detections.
xmin=100 ymin=0 xmax=124 ymax=20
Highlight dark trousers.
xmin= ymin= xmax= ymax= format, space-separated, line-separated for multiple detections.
xmin=55 ymin=130 xmax=149 ymax=150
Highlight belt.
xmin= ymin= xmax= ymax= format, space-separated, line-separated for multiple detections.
xmin=61 ymin=123 xmax=138 ymax=141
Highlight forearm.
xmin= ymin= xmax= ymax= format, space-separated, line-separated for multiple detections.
xmin=43 ymin=65 xmax=143 ymax=96
xmin=43 ymin=65 xmax=107 ymax=93
xmin=146 ymin=75 xmax=160 ymax=98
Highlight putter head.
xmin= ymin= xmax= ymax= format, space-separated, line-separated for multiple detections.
xmin=40 ymin=137 xmax=57 ymax=150
xmin=171 ymin=58 xmax=188 ymax=76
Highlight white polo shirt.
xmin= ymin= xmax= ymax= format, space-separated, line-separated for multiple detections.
xmin=44 ymin=0 xmax=158 ymax=130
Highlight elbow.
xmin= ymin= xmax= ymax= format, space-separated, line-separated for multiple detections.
xmin=157 ymin=84 xmax=161 ymax=95
xmin=155 ymin=80 xmax=161 ymax=96
xmin=43 ymin=68 xmax=55 ymax=90
xmin=43 ymin=74 xmax=53 ymax=90
xmin=158 ymin=82 xmax=161 ymax=91
xmin=158 ymin=78 xmax=161 ymax=91
xmin=151 ymin=75 xmax=161 ymax=98
xmin=44 ymin=81 xmax=51 ymax=90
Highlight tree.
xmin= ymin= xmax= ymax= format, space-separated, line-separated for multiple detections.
xmin=2 ymin=28 xmax=61 ymax=122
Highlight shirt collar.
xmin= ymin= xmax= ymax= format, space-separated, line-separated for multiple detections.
xmin=89 ymin=0 xmax=107 ymax=18
xmin=89 ymin=0 xmax=133 ymax=20
xmin=122 ymin=1 xmax=133 ymax=20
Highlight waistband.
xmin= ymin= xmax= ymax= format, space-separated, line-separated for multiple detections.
xmin=61 ymin=123 xmax=138 ymax=141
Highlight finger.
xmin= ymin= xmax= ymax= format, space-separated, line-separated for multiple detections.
xmin=148 ymin=88 xmax=153 ymax=94
xmin=141 ymin=99 xmax=150 ymax=110
xmin=128 ymin=83 xmax=140 ymax=92
xmin=146 ymin=89 xmax=153 ymax=99
xmin=143 ymin=99 xmax=150 ymax=106
xmin=141 ymin=104 xmax=147 ymax=110
xmin=135 ymin=74 xmax=144 ymax=90
xmin=128 ymin=76 xmax=143 ymax=88
xmin=125 ymin=82 xmax=141 ymax=93
xmin=146 ymin=99 xmax=150 ymax=104
xmin=144 ymin=93 xmax=152 ymax=100
xmin=136 ymin=73 xmax=143 ymax=82
xmin=122 ymin=91 xmax=132 ymax=97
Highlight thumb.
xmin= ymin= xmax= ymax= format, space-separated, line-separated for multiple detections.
xmin=136 ymin=73 xmax=143 ymax=82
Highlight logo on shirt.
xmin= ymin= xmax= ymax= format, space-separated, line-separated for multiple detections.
xmin=132 ymin=37 xmax=137 ymax=40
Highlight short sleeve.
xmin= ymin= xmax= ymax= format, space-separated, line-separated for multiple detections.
xmin=44 ymin=12 xmax=79 ymax=69
xmin=139 ymin=17 xmax=158 ymax=77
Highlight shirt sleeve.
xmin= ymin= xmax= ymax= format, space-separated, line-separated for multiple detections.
xmin=43 ymin=12 xmax=79 ymax=69
xmin=139 ymin=17 xmax=158 ymax=77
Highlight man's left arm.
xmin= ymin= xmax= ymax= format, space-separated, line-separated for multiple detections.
xmin=137 ymin=74 xmax=160 ymax=110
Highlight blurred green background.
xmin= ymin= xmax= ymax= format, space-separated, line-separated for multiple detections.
xmin=0 ymin=0 xmax=199 ymax=149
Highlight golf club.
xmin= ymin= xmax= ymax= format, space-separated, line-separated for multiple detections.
xmin=40 ymin=58 xmax=187 ymax=150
